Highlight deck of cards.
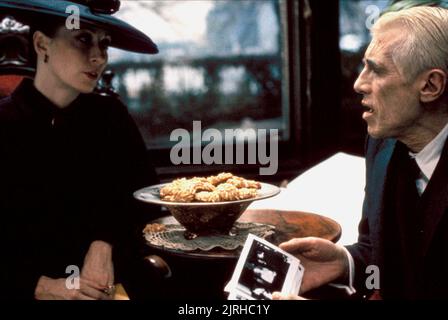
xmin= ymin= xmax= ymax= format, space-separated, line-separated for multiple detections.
xmin=225 ymin=234 xmax=304 ymax=300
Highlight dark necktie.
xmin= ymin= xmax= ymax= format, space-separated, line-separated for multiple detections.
xmin=405 ymin=154 xmax=421 ymax=195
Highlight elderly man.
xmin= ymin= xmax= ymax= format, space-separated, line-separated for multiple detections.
xmin=276 ymin=6 xmax=448 ymax=300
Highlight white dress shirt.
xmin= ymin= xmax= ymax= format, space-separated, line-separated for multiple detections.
xmin=341 ymin=121 xmax=448 ymax=296
xmin=410 ymin=121 xmax=448 ymax=195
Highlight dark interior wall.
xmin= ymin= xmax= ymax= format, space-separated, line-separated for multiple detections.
xmin=306 ymin=0 xmax=343 ymax=163
xmin=301 ymin=0 xmax=367 ymax=165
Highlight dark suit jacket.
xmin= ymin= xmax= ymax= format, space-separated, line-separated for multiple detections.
xmin=346 ymin=136 xmax=448 ymax=299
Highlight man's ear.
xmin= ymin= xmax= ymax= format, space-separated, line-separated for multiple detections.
xmin=33 ymin=31 xmax=51 ymax=59
xmin=420 ymin=69 xmax=447 ymax=103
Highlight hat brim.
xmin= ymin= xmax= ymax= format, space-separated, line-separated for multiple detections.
xmin=0 ymin=0 xmax=158 ymax=54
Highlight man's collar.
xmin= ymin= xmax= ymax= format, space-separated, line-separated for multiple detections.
xmin=409 ymin=121 xmax=448 ymax=180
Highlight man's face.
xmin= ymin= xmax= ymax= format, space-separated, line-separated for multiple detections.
xmin=353 ymin=27 xmax=424 ymax=140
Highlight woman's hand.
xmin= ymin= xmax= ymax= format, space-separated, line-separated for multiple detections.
xmin=34 ymin=276 xmax=112 ymax=300
xmin=81 ymin=240 xmax=115 ymax=296
xmin=279 ymin=237 xmax=349 ymax=294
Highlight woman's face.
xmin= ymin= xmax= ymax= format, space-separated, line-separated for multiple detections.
xmin=45 ymin=26 xmax=111 ymax=94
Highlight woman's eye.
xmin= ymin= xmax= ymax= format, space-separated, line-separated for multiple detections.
xmin=77 ymin=34 xmax=92 ymax=44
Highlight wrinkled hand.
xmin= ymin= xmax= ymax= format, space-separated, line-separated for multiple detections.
xmin=279 ymin=237 xmax=349 ymax=294
xmin=34 ymin=276 xmax=112 ymax=300
xmin=81 ymin=240 xmax=114 ymax=296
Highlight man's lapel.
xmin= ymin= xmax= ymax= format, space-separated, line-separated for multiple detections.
xmin=421 ymin=138 xmax=448 ymax=256
xmin=368 ymin=139 xmax=396 ymax=265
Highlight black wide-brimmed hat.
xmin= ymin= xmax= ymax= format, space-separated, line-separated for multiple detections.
xmin=0 ymin=0 xmax=158 ymax=54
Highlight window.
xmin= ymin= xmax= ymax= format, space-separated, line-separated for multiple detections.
xmin=109 ymin=0 xmax=290 ymax=154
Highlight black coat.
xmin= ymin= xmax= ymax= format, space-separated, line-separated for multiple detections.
xmin=0 ymin=79 xmax=160 ymax=299
xmin=346 ymin=136 xmax=448 ymax=299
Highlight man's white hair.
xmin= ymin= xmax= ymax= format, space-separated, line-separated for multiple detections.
xmin=372 ymin=6 xmax=448 ymax=81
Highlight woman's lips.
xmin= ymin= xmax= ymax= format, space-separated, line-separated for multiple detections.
xmin=84 ymin=72 xmax=98 ymax=80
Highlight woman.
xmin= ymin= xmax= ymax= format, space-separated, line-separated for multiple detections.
xmin=0 ymin=0 xmax=161 ymax=300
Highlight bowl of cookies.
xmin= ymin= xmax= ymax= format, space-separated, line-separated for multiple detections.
xmin=134 ymin=173 xmax=280 ymax=237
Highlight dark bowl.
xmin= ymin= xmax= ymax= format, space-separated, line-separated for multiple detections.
xmin=164 ymin=201 xmax=253 ymax=235
xmin=134 ymin=182 xmax=281 ymax=236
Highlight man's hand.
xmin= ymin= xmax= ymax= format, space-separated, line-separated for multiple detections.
xmin=272 ymin=292 xmax=308 ymax=300
xmin=34 ymin=276 xmax=112 ymax=300
xmin=81 ymin=240 xmax=114 ymax=295
xmin=279 ymin=237 xmax=349 ymax=294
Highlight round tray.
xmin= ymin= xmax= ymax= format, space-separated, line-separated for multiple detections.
xmin=144 ymin=210 xmax=341 ymax=260
xmin=144 ymin=222 xmax=275 ymax=252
